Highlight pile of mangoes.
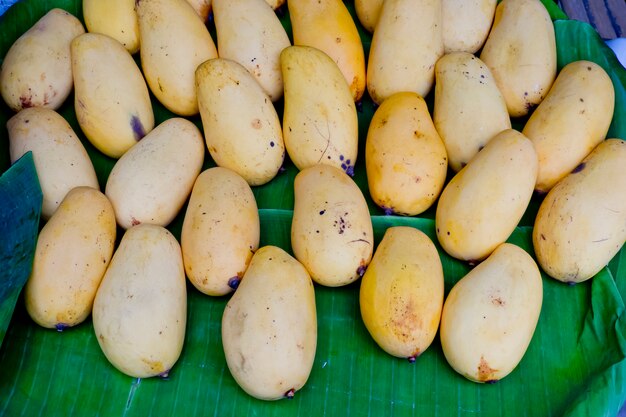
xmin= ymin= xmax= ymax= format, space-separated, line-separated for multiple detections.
xmin=1 ymin=0 xmax=625 ymax=401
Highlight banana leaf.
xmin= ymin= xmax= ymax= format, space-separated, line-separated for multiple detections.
xmin=0 ymin=1 xmax=625 ymax=416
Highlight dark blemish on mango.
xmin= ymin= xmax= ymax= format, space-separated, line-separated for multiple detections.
xmin=335 ymin=37 xmax=341 ymax=43
xmin=131 ymin=217 xmax=141 ymax=226
xmin=251 ymin=119 xmax=262 ymax=129
xmin=19 ymin=94 xmax=33 ymax=108
xmin=446 ymin=231 xmax=450 ymax=236
xmin=228 ymin=277 xmax=241 ymax=290
xmin=339 ymin=154 xmax=344 ymax=161
xmin=319 ymin=209 xmax=326 ymax=215
xmin=130 ymin=116 xmax=146 ymax=141
xmin=478 ymin=356 xmax=497 ymax=382
xmin=284 ymin=389 xmax=295 ymax=399
xmin=492 ymin=297 xmax=505 ymax=307
xmin=270 ymin=141 xmax=275 ymax=147
xmin=478 ymin=144 xmax=484 ymax=152
xmin=525 ymin=102 xmax=537 ymax=112
xmin=541 ymin=234 xmax=546 ymax=240
xmin=579 ymin=98 xmax=584 ymax=102
xmin=357 ymin=264 xmax=367 ymax=277
xmin=572 ymin=162 xmax=586 ymax=174
xmin=587 ymin=66 xmax=592 ymax=71
xmin=55 ymin=323 xmax=69 ymax=332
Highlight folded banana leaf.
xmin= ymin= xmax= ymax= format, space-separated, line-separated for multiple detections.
xmin=0 ymin=1 xmax=625 ymax=416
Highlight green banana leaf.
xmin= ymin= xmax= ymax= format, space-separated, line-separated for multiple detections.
xmin=1 ymin=1 xmax=626 ymax=416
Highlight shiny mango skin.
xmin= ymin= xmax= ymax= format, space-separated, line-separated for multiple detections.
xmin=522 ymin=61 xmax=615 ymax=193
xmin=105 ymin=118 xmax=204 ymax=229
xmin=281 ymin=46 xmax=358 ymax=174
xmin=7 ymin=107 xmax=99 ymax=219
xmin=442 ymin=0 xmax=497 ymax=54
xmin=25 ymin=187 xmax=116 ymax=330
xmin=434 ymin=52 xmax=511 ymax=172
xmin=291 ymin=164 xmax=374 ymax=287
xmin=71 ymin=32 xmax=154 ymax=158
xmin=360 ymin=226 xmax=444 ymax=359
xmin=533 ymin=139 xmax=626 ymax=283
xmin=440 ymin=243 xmax=543 ymax=383
xmin=222 ymin=246 xmax=317 ymax=401
xmin=480 ymin=0 xmax=556 ymax=117
xmin=435 ymin=129 xmax=537 ymax=262
xmin=83 ymin=0 xmax=139 ymax=54
xmin=181 ymin=167 xmax=260 ymax=296
xmin=196 ymin=58 xmax=285 ymax=186
xmin=137 ymin=0 xmax=218 ymax=116
xmin=365 ymin=92 xmax=448 ymax=216
xmin=1 ymin=9 xmax=84 ymax=112
xmin=213 ymin=0 xmax=291 ymax=101
xmin=93 ymin=224 xmax=187 ymax=378
xmin=355 ymin=0 xmax=383 ymax=33
xmin=289 ymin=0 xmax=366 ymax=101
xmin=367 ymin=0 xmax=443 ymax=104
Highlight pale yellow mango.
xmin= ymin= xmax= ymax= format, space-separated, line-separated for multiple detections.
xmin=185 ymin=0 xmax=212 ymax=21
xmin=93 ymin=224 xmax=187 ymax=378
xmin=181 ymin=167 xmax=260 ymax=296
xmin=360 ymin=226 xmax=444 ymax=359
xmin=105 ymin=118 xmax=204 ymax=229
xmin=355 ymin=0 xmax=383 ymax=33
xmin=71 ymin=32 xmax=154 ymax=158
xmin=434 ymin=52 xmax=511 ymax=172
xmin=522 ymin=60 xmax=615 ymax=193
xmin=281 ymin=46 xmax=358 ymax=174
xmin=1 ymin=9 xmax=84 ymax=112
xmin=442 ymin=0 xmax=497 ymax=53
xmin=83 ymin=0 xmax=139 ymax=53
xmin=196 ymin=58 xmax=284 ymax=186
xmin=480 ymin=0 xmax=556 ymax=117
xmin=533 ymin=139 xmax=626 ymax=283
xmin=435 ymin=129 xmax=537 ymax=261
xmin=212 ymin=0 xmax=290 ymax=101
xmin=222 ymin=246 xmax=316 ymax=400
xmin=25 ymin=187 xmax=116 ymax=329
xmin=7 ymin=107 xmax=99 ymax=219
xmin=137 ymin=0 xmax=218 ymax=116
xmin=365 ymin=92 xmax=447 ymax=215
xmin=367 ymin=0 xmax=443 ymax=104
xmin=440 ymin=243 xmax=543 ymax=383
xmin=289 ymin=0 xmax=366 ymax=101
xmin=291 ymin=164 xmax=374 ymax=286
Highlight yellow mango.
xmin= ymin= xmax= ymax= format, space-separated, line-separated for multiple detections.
xmin=480 ymin=0 xmax=556 ymax=117
xmin=105 ymin=118 xmax=204 ymax=229
xmin=1 ymin=9 xmax=84 ymax=112
xmin=522 ymin=61 xmax=615 ymax=193
xmin=533 ymin=139 xmax=626 ymax=283
xmin=93 ymin=224 xmax=187 ymax=378
xmin=440 ymin=243 xmax=543 ymax=383
xmin=181 ymin=167 xmax=260 ymax=296
xmin=196 ymin=58 xmax=284 ymax=186
xmin=185 ymin=0 xmax=212 ymax=21
xmin=291 ymin=164 xmax=374 ymax=286
xmin=355 ymin=0 xmax=383 ymax=33
xmin=281 ymin=45 xmax=358 ymax=174
xmin=442 ymin=0 xmax=497 ymax=53
xmin=367 ymin=0 xmax=443 ymax=104
xmin=436 ymin=129 xmax=537 ymax=262
xmin=365 ymin=92 xmax=447 ymax=215
xmin=137 ymin=0 xmax=218 ymax=116
xmin=360 ymin=226 xmax=444 ymax=359
xmin=25 ymin=187 xmax=116 ymax=330
xmin=7 ymin=107 xmax=99 ymax=219
xmin=83 ymin=0 xmax=139 ymax=54
xmin=434 ymin=52 xmax=511 ymax=172
xmin=222 ymin=246 xmax=316 ymax=400
xmin=71 ymin=32 xmax=154 ymax=158
xmin=213 ymin=0 xmax=291 ymax=101
xmin=289 ymin=0 xmax=366 ymax=101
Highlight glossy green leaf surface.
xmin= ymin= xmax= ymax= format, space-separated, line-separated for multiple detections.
xmin=0 ymin=1 xmax=625 ymax=416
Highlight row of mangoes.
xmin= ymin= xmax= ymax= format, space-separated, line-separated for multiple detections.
xmin=2 ymin=0 xmax=626 ymax=402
